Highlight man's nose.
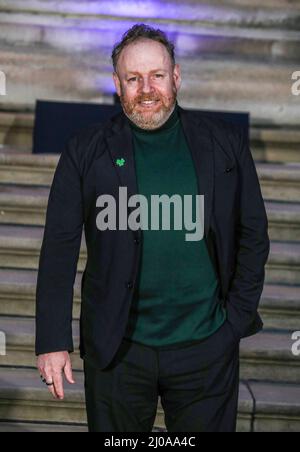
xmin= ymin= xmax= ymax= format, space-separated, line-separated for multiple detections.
xmin=140 ymin=78 xmax=154 ymax=94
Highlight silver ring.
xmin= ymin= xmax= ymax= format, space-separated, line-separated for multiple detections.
xmin=40 ymin=375 xmax=53 ymax=386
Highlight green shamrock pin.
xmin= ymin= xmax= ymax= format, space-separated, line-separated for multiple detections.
xmin=116 ymin=158 xmax=126 ymax=167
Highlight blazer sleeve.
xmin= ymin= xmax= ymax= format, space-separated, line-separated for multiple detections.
xmin=35 ymin=135 xmax=84 ymax=355
xmin=226 ymin=129 xmax=271 ymax=340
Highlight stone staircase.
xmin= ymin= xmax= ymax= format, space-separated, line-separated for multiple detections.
xmin=0 ymin=141 xmax=299 ymax=433
xmin=0 ymin=0 xmax=299 ymax=433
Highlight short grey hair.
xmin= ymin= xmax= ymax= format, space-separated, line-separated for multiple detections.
xmin=111 ymin=23 xmax=176 ymax=72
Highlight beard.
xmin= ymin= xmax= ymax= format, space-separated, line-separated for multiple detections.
xmin=120 ymin=86 xmax=177 ymax=130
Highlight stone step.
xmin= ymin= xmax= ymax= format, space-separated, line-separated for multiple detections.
xmin=257 ymin=163 xmax=300 ymax=203
xmin=0 ymin=367 xmax=299 ymax=432
xmin=0 ymin=185 xmax=49 ymax=226
xmin=265 ymin=201 xmax=300 ymax=242
xmin=1 ymin=4 xmax=299 ymax=56
xmin=266 ymin=241 xmax=300 ymax=285
xmin=0 ymin=152 xmax=58 ymax=186
xmin=0 ymin=367 xmax=88 ymax=426
xmin=240 ymin=331 xmax=299 ymax=384
xmin=0 ymin=269 xmax=82 ymax=318
xmin=260 ymin=283 xmax=300 ymax=330
xmin=249 ymin=381 xmax=300 ymax=432
xmin=0 ymin=367 xmax=254 ymax=432
xmin=1 ymin=317 xmax=298 ymax=383
xmin=2 ymin=0 xmax=300 ymax=24
xmin=0 ymin=112 xmax=34 ymax=150
xmin=0 ymin=421 xmax=88 ymax=433
xmin=0 ymin=421 xmax=166 ymax=432
xmin=0 ymin=225 xmax=87 ymax=272
xmin=251 ymin=127 xmax=300 ymax=164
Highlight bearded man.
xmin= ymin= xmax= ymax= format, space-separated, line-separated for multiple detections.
xmin=36 ymin=24 xmax=270 ymax=433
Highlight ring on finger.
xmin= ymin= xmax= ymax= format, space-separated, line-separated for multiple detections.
xmin=40 ymin=375 xmax=53 ymax=386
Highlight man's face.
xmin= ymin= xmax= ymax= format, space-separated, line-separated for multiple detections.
xmin=113 ymin=39 xmax=181 ymax=130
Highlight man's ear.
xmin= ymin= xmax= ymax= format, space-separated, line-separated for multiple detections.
xmin=173 ymin=64 xmax=182 ymax=91
xmin=113 ymin=72 xmax=122 ymax=97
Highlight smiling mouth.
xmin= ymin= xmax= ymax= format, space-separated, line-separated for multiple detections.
xmin=138 ymin=100 xmax=160 ymax=108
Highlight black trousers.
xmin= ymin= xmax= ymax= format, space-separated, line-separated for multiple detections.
xmin=84 ymin=320 xmax=240 ymax=433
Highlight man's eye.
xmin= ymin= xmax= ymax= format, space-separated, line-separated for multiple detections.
xmin=128 ymin=78 xmax=137 ymax=82
xmin=155 ymin=74 xmax=164 ymax=78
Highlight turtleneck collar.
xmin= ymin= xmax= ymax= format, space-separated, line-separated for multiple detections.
xmin=128 ymin=101 xmax=180 ymax=135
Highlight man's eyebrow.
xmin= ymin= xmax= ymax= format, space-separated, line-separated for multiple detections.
xmin=126 ymin=69 xmax=167 ymax=75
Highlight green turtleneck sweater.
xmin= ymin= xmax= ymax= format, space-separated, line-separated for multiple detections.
xmin=124 ymin=103 xmax=226 ymax=349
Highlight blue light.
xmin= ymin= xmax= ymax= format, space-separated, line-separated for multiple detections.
xmin=56 ymin=0 xmax=221 ymax=22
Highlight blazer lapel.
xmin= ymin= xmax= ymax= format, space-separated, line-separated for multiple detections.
xmin=179 ymin=107 xmax=215 ymax=238
xmin=105 ymin=111 xmax=142 ymax=238
xmin=105 ymin=112 xmax=138 ymax=198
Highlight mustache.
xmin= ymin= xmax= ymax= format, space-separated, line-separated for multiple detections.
xmin=135 ymin=96 xmax=161 ymax=103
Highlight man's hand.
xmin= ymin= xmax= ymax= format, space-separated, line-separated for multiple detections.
xmin=37 ymin=351 xmax=75 ymax=400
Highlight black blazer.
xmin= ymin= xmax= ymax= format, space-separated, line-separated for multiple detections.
xmin=35 ymin=105 xmax=270 ymax=370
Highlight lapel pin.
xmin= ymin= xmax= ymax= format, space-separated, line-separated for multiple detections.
xmin=116 ymin=158 xmax=126 ymax=167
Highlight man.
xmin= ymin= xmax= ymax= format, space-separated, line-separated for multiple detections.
xmin=36 ymin=24 xmax=270 ymax=432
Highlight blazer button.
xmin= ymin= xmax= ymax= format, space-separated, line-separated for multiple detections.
xmin=134 ymin=237 xmax=140 ymax=245
xmin=126 ymin=281 xmax=134 ymax=289
xmin=226 ymin=167 xmax=233 ymax=173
